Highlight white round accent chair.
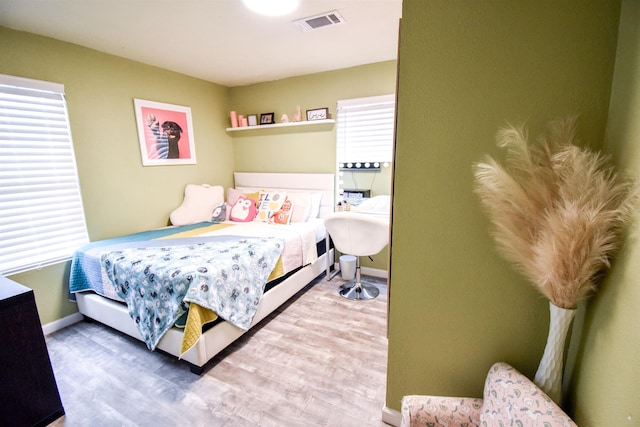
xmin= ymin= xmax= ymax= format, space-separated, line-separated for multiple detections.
xmin=323 ymin=206 xmax=390 ymax=300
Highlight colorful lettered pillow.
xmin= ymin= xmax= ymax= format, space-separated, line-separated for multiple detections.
xmin=255 ymin=191 xmax=287 ymax=222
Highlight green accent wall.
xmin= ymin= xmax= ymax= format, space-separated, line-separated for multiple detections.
xmin=570 ymin=1 xmax=640 ymax=424
xmin=387 ymin=0 xmax=621 ymax=417
xmin=5 ymin=3 xmax=637 ymax=423
xmin=228 ymin=62 xmax=397 ymax=271
xmin=228 ymin=61 xmax=396 ymax=175
xmin=0 ymin=27 xmax=396 ymax=323
xmin=1 ymin=27 xmax=234 ymax=324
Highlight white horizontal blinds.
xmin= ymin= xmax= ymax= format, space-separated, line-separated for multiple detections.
xmin=0 ymin=74 xmax=89 ymax=276
xmin=336 ymin=94 xmax=395 ymax=165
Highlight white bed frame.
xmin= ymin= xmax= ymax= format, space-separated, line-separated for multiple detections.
xmin=75 ymin=172 xmax=335 ymax=374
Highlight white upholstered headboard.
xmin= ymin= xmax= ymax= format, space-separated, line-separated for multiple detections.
xmin=233 ymin=172 xmax=335 ymax=219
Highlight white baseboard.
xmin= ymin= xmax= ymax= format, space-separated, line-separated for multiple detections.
xmin=42 ymin=311 xmax=83 ymax=336
xmin=361 ymin=266 xmax=388 ymax=279
xmin=330 ymin=262 xmax=388 ymax=279
xmin=382 ymin=405 xmax=401 ymax=426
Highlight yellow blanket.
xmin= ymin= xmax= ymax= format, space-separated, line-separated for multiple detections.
xmin=157 ymin=222 xmax=235 ymax=239
xmin=179 ymin=256 xmax=283 ymax=355
xmin=166 ymin=223 xmax=285 ymax=356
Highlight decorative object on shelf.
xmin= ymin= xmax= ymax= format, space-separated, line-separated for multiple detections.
xmin=306 ymin=107 xmax=329 ymax=121
xmin=247 ymin=114 xmax=258 ymax=126
xmin=134 ymin=98 xmax=196 ymax=166
xmin=281 ymin=114 xmax=289 ymax=123
xmin=472 ymin=116 xmax=638 ymax=404
xmin=225 ymin=118 xmax=334 ymax=132
xmin=293 ymin=105 xmax=302 ymax=122
xmin=241 ymin=116 xmax=248 ymax=127
xmin=260 ymin=112 xmax=275 ymax=125
xmin=230 ymin=111 xmax=238 ymax=128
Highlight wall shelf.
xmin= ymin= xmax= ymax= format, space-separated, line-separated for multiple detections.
xmin=226 ymin=119 xmax=335 ymax=132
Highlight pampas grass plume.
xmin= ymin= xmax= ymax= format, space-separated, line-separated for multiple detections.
xmin=473 ymin=117 xmax=637 ymax=308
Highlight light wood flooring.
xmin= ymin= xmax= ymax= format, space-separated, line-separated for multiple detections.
xmin=45 ymin=273 xmax=390 ymax=427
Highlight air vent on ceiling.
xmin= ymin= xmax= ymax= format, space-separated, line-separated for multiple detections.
xmin=294 ymin=11 xmax=345 ymax=32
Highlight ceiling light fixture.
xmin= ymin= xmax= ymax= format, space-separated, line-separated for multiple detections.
xmin=242 ymin=0 xmax=299 ymax=16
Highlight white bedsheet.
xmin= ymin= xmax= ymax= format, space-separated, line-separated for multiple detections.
xmin=213 ymin=218 xmax=325 ymax=274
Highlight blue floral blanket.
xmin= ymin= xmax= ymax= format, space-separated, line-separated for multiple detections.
xmin=101 ymin=236 xmax=283 ymax=350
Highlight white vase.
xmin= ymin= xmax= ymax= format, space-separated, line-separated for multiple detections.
xmin=533 ymin=301 xmax=577 ymax=404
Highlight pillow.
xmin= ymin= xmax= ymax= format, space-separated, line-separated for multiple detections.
xmin=211 ymin=202 xmax=227 ymax=222
xmin=226 ymin=187 xmax=259 ymax=208
xmin=170 ymin=184 xmax=224 ymax=226
xmin=285 ymin=191 xmax=323 ymax=223
xmin=285 ymin=192 xmax=311 ymax=223
xmin=306 ymin=192 xmax=323 ymax=220
xmin=270 ymin=198 xmax=293 ymax=225
xmin=229 ymin=196 xmax=257 ymax=222
xmin=255 ymin=191 xmax=287 ymax=222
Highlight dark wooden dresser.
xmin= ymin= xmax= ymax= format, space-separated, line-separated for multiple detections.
xmin=0 ymin=277 xmax=65 ymax=426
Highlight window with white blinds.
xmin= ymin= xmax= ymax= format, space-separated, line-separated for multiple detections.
xmin=336 ymin=94 xmax=395 ymax=170
xmin=0 ymin=74 xmax=89 ymax=276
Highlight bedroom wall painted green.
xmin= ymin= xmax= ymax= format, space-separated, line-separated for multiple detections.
xmin=569 ymin=1 xmax=640 ymax=424
xmin=1 ymin=27 xmax=234 ymax=324
xmin=387 ymin=0 xmax=622 ymax=420
xmin=0 ymin=27 xmax=396 ymax=323
xmin=5 ymin=4 xmax=636 ymax=422
xmin=228 ymin=62 xmax=397 ymax=272
xmin=228 ymin=61 xmax=396 ymax=176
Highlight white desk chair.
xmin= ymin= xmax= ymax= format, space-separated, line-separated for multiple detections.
xmin=323 ymin=211 xmax=389 ymax=300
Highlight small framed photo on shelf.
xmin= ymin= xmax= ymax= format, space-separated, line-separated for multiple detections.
xmin=247 ymin=114 xmax=258 ymax=126
xmin=306 ymin=107 xmax=329 ymax=121
xmin=260 ymin=112 xmax=275 ymax=125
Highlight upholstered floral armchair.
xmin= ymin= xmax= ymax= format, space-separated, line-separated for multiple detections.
xmin=401 ymin=362 xmax=577 ymax=427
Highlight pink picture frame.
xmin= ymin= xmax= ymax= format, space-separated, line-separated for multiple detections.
xmin=134 ymin=98 xmax=196 ymax=166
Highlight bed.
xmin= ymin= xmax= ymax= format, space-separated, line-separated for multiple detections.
xmin=70 ymin=172 xmax=335 ymax=374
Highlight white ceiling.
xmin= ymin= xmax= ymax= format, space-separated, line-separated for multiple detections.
xmin=0 ymin=0 xmax=402 ymax=87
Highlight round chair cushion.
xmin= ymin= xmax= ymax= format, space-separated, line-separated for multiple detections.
xmin=323 ymin=212 xmax=389 ymax=257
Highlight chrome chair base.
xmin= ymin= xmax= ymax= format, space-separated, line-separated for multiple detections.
xmin=338 ymin=281 xmax=380 ymax=300
xmin=336 ymin=258 xmax=380 ymax=300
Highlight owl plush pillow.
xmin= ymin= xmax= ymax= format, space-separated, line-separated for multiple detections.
xmin=229 ymin=196 xmax=257 ymax=222
xmin=211 ymin=202 xmax=227 ymax=222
